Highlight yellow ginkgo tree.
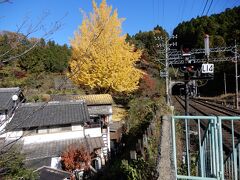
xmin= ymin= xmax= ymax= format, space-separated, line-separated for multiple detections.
xmin=68 ymin=0 xmax=142 ymax=93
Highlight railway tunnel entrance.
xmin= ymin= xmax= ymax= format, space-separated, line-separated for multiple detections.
xmin=171 ymin=115 xmax=240 ymax=180
xmin=171 ymin=82 xmax=185 ymax=96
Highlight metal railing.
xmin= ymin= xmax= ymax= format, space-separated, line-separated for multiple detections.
xmin=171 ymin=116 xmax=240 ymax=180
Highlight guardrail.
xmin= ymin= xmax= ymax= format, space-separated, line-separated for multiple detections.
xmin=171 ymin=116 xmax=240 ymax=180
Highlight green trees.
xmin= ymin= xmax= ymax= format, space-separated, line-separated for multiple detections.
xmin=127 ymin=25 xmax=168 ymax=58
xmin=173 ymin=6 xmax=240 ymax=49
xmin=0 ymin=149 xmax=37 ymax=179
xmin=0 ymin=32 xmax=71 ymax=74
xmin=0 ymin=32 xmax=71 ymax=88
xmin=19 ymin=39 xmax=71 ymax=73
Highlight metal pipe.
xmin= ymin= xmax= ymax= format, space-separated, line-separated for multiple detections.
xmin=210 ymin=119 xmax=216 ymax=176
xmin=214 ymin=118 xmax=220 ymax=178
xmin=198 ymin=119 xmax=204 ymax=177
xmin=185 ymin=117 xmax=190 ymax=176
xmin=238 ymin=143 xmax=240 ymax=179
xmin=218 ymin=118 xmax=224 ymax=179
xmin=235 ymin=41 xmax=239 ymax=110
xmin=171 ymin=117 xmax=177 ymax=177
xmin=165 ymin=40 xmax=170 ymax=106
xmin=231 ymin=120 xmax=238 ymax=180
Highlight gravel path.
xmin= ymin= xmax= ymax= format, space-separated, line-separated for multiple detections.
xmin=157 ymin=115 xmax=175 ymax=180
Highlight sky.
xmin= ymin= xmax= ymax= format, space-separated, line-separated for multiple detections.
xmin=0 ymin=0 xmax=239 ymax=45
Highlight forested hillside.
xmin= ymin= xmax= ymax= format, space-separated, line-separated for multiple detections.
xmin=172 ymin=6 xmax=240 ymax=96
xmin=173 ymin=6 xmax=240 ymax=49
xmin=0 ymin=31 xmax=72 ymax=100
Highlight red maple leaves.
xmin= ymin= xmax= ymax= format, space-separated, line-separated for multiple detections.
xmin=61 ymin=145 xmax=91 ymax=172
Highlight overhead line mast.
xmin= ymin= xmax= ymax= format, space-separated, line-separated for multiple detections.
xmin=159 ymin=35 xmax=239 ymax=109
xmin=156 ymin=35 xmax=177 ymax=106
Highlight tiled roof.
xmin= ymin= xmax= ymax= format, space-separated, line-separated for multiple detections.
xmin=35 ymin=166 xmax=71 ymax=180
xmin=0 ymin=87 xmax=21 ymax=111
xmin=6 ymin=101 xmax=89 ymax=130
xmin=25 ymin=157 xmax=52 ymax=170
xmin=76 ymin=94 xmax=113 ymax=105
xmin=88 ymin=105 xmax=112 ymax=115
xmin=51 ymin=94 xmax=113 ymax=105
xmin=22 ymin=137 xmax=105 ymax=160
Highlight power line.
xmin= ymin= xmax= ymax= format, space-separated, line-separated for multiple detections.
xmin=189 ymin=0 xmax=196 ymax=18
xmin=206 ymin=0 xmax=214 ymax=15
xmin=162 ymin=0 xmax=165 ymax=26
xmin=207 ymin=0 xmax=218 ymax=15
xmin=232 ymin=0 xmax=240 ymax=7
xmin=201 ymin=0 xmax=209 ymax=16
xmin=157 ymin=0 xmax=160 ymax=25
xmin=153 ymin=0 xmax=155 ymax=26
xmin=181 ymin=0 xmax=186 ymax=22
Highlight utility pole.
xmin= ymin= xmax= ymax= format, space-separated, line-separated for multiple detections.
xmin=235 ymin=40 xmax=239 ymax=110
xmin=165 ymin=39 xmax=170 ymax=105
xmin=156 ymin=35 xmax=177 ymax=106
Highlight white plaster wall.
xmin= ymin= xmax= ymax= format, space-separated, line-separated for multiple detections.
xmin=5 ymin=130 xmax=23 ymax=139
xmin=84 ymin=127 xmax=101 ymax=137
xmin=23 ymin=130 xmax=84 ymax=144
xmin=72 ymin=125 xmax=83 ymax=131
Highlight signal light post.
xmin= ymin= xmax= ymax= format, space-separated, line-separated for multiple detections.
xmin=182 ymin=51 xmax=191 ymax=176
xmin=182 ymin=52 xmax=191 ymax=115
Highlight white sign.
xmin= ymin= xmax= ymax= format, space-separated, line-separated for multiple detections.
xmin=202 ymin=64 xmax=214 ymax=73
xmin=160 ymin=71 xmax=168 ymax=77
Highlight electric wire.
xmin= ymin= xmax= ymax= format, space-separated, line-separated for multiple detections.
xmin=153 ymin=0 xmax=155 ymax=26
xmin=189 ymin=0 xmax=196 ymax=18
xmin=162 ymin=0 xmax=165 ymax=27
xmin=181 ymin=0 xmax=186 ymax=22
xmin=207 ymin=0 xmax=218 ymax=15
xmin=201 ymin=0 xmax=209 ymax=16
xmin=177 ymin=0 xmax=182 ymax=24
xmin=157 ymin=0 xmax=160 ymax=25
xmin=232 ymin=0 xmax=240 ymax=7
xmin=206 ymin=0 xmax=214 ymax=16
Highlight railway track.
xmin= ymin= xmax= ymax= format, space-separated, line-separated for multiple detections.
xmin=173 ymin=95 xmax=240 ymax=159
xmin=173 ymin=95 xmax=240 ymax=116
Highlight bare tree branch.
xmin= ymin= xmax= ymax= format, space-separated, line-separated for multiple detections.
xmin=0 ymin=12 xmax=66 ymax=63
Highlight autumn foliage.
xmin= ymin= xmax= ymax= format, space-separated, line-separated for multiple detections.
xmin=138 ymin=73 xmax=157 ymax=97
xmin=68 ymin=0 xmax=142 ymax=93
xmin=61 ymin=145 xmax=91 ymax=172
